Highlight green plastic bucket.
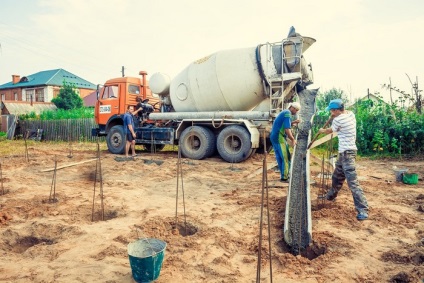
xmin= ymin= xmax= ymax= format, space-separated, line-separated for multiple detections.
xmin=128 ymin=238 xmax=166 ymax=283
xmin=403 ymin=173 xmax=419 ymax=185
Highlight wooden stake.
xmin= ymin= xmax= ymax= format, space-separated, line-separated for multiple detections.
xmin=41 ymin=159 xmax=97 ymax=172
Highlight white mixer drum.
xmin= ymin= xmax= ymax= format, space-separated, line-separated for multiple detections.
xmin=169 ymin=47 xmax=265 ymax=112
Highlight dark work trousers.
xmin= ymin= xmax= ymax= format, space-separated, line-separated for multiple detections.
xmin=331 ymin=150 xmax=369 ymax=213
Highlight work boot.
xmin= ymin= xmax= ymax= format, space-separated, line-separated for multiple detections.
xmin=326 ymin=189 xmax=338 ymax=201
xmin=356 ymin=211 xmax=368 ymax=221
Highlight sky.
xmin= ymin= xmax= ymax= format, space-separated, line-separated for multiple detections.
xmin=0 ymin=0 xmax=423 ymax=104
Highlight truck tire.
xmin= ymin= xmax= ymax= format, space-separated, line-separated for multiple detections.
xmin=106 ymin=125 xmax=126 ymax=154
xmin=179 ymin=126 xmax=216 ymax=160
xmin=217 ymin=125 xmax=252 ymax=163
xmin=144 ymin=144 xmax=165 ymax=153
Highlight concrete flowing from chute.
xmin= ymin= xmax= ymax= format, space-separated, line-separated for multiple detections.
xmin=284 ymin=88 xmax=318 ymax=255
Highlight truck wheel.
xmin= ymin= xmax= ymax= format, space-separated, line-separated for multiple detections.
xmin=179 ymin=126 xmax=216 ymax=160
xmin=144 ymin=144 xmax=165 ymax=152
xmin=217 ymin=125 xmax=252 ymax=163
xmin=106 ymin=125 xmax=126 ymax=154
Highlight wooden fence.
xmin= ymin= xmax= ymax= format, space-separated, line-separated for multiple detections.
xmin=19 ymin=118 xmax=104 ymax=142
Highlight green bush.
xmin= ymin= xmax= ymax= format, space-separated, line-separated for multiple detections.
xmin=51 ymin=81 xmax=83 ymax=110
xmin=19 ymin=108 xmax=94 ymax=121
xmin=313 ymin=89 xmax=424 ymax=157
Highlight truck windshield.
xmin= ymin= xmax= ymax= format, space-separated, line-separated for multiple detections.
xmin=102 ymin=86 xmax=119 ymax=99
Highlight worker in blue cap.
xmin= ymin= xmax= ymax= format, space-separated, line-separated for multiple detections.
xmin=318 ymin=99 xmax=369 ymax=220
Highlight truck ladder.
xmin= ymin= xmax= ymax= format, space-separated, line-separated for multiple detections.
xmin=263 ymin=38 xmax=304 ymax=117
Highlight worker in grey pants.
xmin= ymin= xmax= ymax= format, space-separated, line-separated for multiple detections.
xmin=318 ymin=99 xmax=369 ymax=220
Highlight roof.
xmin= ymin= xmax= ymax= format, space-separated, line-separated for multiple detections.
xmin=349 ymin=93 xmax=389 ymax=107
xmin=1 ymin=101 xmax=57 ymax=115
xmin=0 ymin=69 xmax=96 ymax=90
xmin=83 ymin=91 xmax=97 ymax=107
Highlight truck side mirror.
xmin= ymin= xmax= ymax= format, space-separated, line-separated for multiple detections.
xmin=96 ymin=84 xmax=100 ymax=100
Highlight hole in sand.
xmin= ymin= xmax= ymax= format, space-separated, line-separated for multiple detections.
xmin=42 ymin=198 xmax=59 ymax=204
xmin=12 ymin=236 xmax=56 ymax=253
xmin=92 ymin=210 xmax=119 ymax=221
xmin=300 ymin=242 xmax=327 ymax=260
xmin=278 ymin=240 xmax=326 ymax=260
xmin=172 ymin=221 xmax=198 ymax=237
xmin=142 ymin=159 xmax=164 ymax=166
xmin=389 ymin=272 xmax=410 ymax=283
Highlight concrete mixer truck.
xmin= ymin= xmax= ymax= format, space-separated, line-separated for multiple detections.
xmin=92 ymin=27 xmax=315 ymax=163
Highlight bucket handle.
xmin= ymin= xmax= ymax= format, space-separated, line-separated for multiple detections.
xmin=135 ymin=227 xmax=157 ymax=256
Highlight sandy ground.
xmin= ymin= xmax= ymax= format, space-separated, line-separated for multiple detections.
xmin=0 ymin=142 xmax=423 ymax=283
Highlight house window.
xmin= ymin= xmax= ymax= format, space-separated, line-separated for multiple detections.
xmin=14 ymin=92 xmax=18 ymax=101
xmin=1 ymin=94 xmax=4 ymax=101
xmin=53 ymin=88 xmax=60 ymax=98
xmin=26 ymin=89 xmax=34 ymax=102
xmin=35 ymin=88 xmax=44 ymax=102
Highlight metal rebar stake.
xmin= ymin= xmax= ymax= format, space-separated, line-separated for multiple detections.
xmin=0 ymin=162 xmax=4 ymax=195
xmin=49 ymin=156 xmax=57 ymax=202
xmin=175 ymin=143 xmax=188 ymax=235
xmin=256 ymin=133 xmax=273 ymax=283
xmin=98 ymin=144 xmax=104 ymax=221
xmin=91 ymin=152 xmax=98 ymax=222
xmin=92 ymin=142 xmax=104 ymax=221
xmin=24 ymin=130 xmax=29 ymax=162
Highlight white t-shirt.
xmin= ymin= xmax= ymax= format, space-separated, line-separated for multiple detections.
xmin=331 ymin=111 xmax=357 ymax=152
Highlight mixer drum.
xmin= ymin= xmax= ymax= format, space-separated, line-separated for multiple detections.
xmin=169 ymin=47 xmax=265 ymax=112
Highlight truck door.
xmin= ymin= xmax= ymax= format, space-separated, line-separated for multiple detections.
xmin=97 ymin=85 xmax=120 ymax=126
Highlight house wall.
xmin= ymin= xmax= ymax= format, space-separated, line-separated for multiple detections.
xmin=2 ymin=85 xmax=95 ymax=104
xmin=0 ymin=88 xmax=23 ymax=101
xmin=80 ymin=88 xmax=95 ymax=98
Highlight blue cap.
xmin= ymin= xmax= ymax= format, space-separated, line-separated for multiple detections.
xmin=326 ymin=99 xmax=343 ymax=111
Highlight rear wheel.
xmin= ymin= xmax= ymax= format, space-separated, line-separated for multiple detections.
xmin=179 ymin=126 xmax=216 ymax=160
xmin=217 ymin=125 xmax=252 ymax=163
xmin=106 ymin=125 xmax=126 ymax=154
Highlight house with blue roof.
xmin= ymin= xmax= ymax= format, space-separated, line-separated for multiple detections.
xmin=0 ymin=69 xmax=97 ymax=115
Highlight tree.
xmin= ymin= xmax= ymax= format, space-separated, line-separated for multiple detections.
xmin=316 ymin=88 xmax=349 ymax=111
xmin=51 ymin=81 xmax=83 ymax=110
xmin=382 ymin=74 xmax=422 ymax=112
xmin=406 ymin=74 xmax=422 ymax=114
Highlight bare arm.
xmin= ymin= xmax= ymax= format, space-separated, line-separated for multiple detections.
xmin=285 ymin=128 xmax=297 ymax=146
xmin=318 ymin=127 xmax=333 ymax=135
xmin=128 ymin=124 xmax=136 ymax=136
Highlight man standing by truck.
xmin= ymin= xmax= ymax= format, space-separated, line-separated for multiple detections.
xmin=124 ymin=105 xmax=142 ymax=158
xmin=270 ymin=102 xmax=301 ymax=182
xmin=318 ymin=99 xmax=369 ymax=220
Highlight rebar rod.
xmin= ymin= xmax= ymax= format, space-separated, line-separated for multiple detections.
xmin=0 ymin=162 xmax=4 ymax=195
xmin=49 ymin=156 xmax=57 ymax=202
xmin=256 ymin=133 xmax=273 ymax=283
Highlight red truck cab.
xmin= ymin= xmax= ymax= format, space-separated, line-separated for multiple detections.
xmin=94 ymin=71 xmax=159 ymax=128
xmin=92 ymin=71 xmax=168 ymax=154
